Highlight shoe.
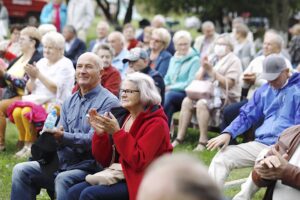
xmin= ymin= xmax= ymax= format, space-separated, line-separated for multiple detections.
xmin=15 ymin=146 xmax=31 ymax=158
xmin=193 ymin=142 xmax=207 ymax=152
xmin=0 ymin=144 xmax=5 ymax=152
xmin=172 ymin=138 xmax=184 ymax=147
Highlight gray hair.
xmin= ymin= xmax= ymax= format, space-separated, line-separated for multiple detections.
xmin=124 ymin=72 xmax=161 ymax=106
xmin=264 ymin=29 xmax=284 ymax=50
xmin=173 ymin=30 xmax=192 ymax=45
xmin=38 ymin=24 xmax=57 ymax=37
xmin=215 ymin=33 xmax=235 ymax=51
xmin=152 ymin=28 xmax=171 ymax=50
xmin=202 ymin=21 xmax=215 ymax=30
xmin=93 ymin=43 xmax=115 ymax=57
xmin=42 ymin=31 xmax=65 ymax=54
xmin=108 ymin=31 xmax=126 ymax=46
xmin=152 ymin=14 xmax=166 ymax=27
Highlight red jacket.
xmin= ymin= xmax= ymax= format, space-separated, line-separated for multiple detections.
xmin=92 ymin=105 xmax=173 ymax=200
xmin=72 ymin=65 xmax=121 ymax=96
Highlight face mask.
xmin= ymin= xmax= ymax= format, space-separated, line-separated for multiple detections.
xmin=214 ymin=44 xmax=227 ymax=57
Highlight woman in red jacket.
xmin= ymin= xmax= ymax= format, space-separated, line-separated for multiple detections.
xmin=67 ymin=72 xmax=173 ymax=200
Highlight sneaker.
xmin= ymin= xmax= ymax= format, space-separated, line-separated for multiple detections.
xmin=15 ymin=146 xmax=31 ymax=158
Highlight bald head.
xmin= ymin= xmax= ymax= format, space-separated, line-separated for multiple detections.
xmin=263 ymin=30 xmax=283 ymax=56
xmin=137 ymin=154 xmax=222 ymax=200
xmin=76 ymin=52 xmax=103 ymax=95
xmin=108 ymin=31 xmax=125 ymax=55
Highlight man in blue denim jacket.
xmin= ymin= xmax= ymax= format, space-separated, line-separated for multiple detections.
xmin=10 ymin=53 xmax=120 ymax=200
xmin=207 ymin=54 xmax=300 ymax=188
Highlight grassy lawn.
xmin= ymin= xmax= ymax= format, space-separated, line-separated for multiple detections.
xmin=0 ymin=122 xmax=266 ymax=200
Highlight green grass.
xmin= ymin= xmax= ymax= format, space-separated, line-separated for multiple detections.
xmin=0 ymin=122 xmax=266 ymax=199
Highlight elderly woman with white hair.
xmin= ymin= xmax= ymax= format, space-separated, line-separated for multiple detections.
xmin=163 ymin=30 xmax=200 ymax=127
xmin=67 ymin=72 xmax=173 ymax=200
xmin=172 ymin=33 xmax=242 ymax=151
xmin=148 ymin=27 xmax=172 ymax=77
xmin=7 ymin=31 xmax=75 ymax=158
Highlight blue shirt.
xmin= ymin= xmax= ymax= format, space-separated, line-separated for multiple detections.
xmin=224 ymin=73 xmax=300 ymax=145
xmin=58 ymin=85 xmax=120 ymax=170
xmin=112 ymin=48 xmax=129 ymax=79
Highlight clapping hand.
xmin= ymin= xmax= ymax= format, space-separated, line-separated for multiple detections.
xmin=202 ymin=56 xmax=215 ymax=78
xmin=24 ymin=62 xmax=39 ymax=79
xmin=88 ymin=109 xmax=120 ymax=135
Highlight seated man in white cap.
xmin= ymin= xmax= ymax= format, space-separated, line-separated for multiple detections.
xmin=206 ymin=54 xmax=300 ymax=191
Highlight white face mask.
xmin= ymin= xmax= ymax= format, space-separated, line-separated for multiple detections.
xmin=214 ymin=44 xmax=227 ymax=57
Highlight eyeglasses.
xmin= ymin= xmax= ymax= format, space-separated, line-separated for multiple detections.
xmin=150 ymin=37 xmax=163 ymax=43
xmin=120 ymin=89 xmax=140 ymax=94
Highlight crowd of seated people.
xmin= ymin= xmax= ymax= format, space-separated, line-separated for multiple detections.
xmin=0 ymin=12 xmax=300 ymax=200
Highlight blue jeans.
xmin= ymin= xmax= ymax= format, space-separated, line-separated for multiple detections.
xmin=163 ymin=90 xmax=186 ymax=127
xmin=67 ymin=181 xmax=129 ymax=200
xmin=11 ymin=161 xmax=89 ymax=200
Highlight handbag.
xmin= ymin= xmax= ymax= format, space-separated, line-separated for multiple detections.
xmin=185 ymin=80 xmax=213 ymax=100
xmin=85 ymin=163 xmax=125 ymax=186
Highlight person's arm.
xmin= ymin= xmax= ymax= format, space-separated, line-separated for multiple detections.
xmin=92 ymin=133 xmax=113 ymax=168
xmin=223 ymin=86 xmax=265 ymax=139
xmin=113 ymin=118 xmax=170 ymax=171
xmin=157 ymin=53 xmax=171 ymax=78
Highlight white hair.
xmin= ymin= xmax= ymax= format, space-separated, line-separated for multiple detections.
xmin=38 ymin=24 xmax=57 ymax=36
xmin=173 ymin=30 xmax=192 ymax=45
xmin=42 ymin=31 xmax=65 ymax=54
xmin=202 ymin=21 xmax=215 ymax=30
xmin=124 ymin=72 xmax=161 ymax=106
xmin=109 ymin=31 xmax=126 ymax=45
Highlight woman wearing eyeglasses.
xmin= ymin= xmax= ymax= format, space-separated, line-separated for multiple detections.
xmin=67 ymin=72 xmax=173 ymax=200
xmin=0 ymin=26 xmax=42 ymax=151
xmin=148 ymin=28 xmax=172 ymax=78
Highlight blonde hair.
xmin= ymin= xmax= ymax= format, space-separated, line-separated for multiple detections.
xmin=152 ymin=28 xmax=171 ymax=50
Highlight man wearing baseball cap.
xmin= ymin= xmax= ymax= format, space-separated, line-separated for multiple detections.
xmin=207 ymin=53 xmax=300 ymax=198
xmin=123 ymin=47 xmax=165 ymax=104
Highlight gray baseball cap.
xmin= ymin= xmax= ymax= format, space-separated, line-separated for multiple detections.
xmin=261 ymin=54 xmax=287 ymax=81
xmin=122 ymin=47 xmax=149 ymax=63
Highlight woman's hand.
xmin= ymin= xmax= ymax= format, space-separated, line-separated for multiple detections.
xmin=202 ymin=56 xmax=215 ymax=78
xmin=88 ymin=109 xmax=120 ymax=135
xmin=24 ymin=63 xmax=39 ymax=79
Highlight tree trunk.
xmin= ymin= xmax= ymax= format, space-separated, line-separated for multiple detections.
xmin=123 ymin=0 xmax=134 ymax=24
xmin=95 ymin=0 xmax=119 ymax=26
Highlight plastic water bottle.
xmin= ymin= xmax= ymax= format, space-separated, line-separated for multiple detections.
xmin=41 ymin=109 xmax=57 ymax=134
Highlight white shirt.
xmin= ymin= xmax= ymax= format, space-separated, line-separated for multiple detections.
xmin=22 ymin=57 xmax=75 ymax=105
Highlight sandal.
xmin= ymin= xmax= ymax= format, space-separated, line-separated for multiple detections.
xmin=172 ymin=138 xmax=184 ymax=147
xmin=193 ymin=141 xmax=207 ymax=152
